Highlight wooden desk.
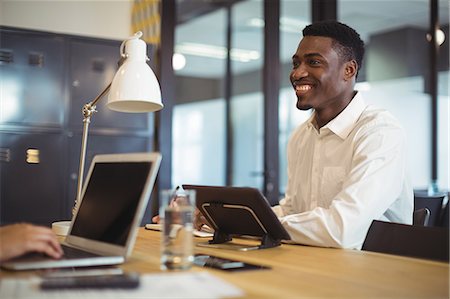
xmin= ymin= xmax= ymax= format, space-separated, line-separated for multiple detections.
xmin=122 ymin=228 xmax=449 ymax=298
xmin=1 ymin=228 xmax=448 ymax=298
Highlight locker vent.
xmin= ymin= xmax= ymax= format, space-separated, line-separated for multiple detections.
xmin=0 ymin=50 xmax=13 ymax=64
xmin=0 ymin=148 xmax=11 ymax=162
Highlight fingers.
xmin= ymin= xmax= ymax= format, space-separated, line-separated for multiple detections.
xmin=193 ymin=209 xmax=202 ymax=230
xmin=0 ymin=223 xmax=62 ymax=261
xmin=170 ymin=198 xmax=179 ymax=207
xmin=193 ymin=209 xmax=209 ymax=231
xmin=27 ymin=239 xmax=63 ymax=259
xmin=152 ymin=210 xmax=211 ymax=232
xmin=24 ymin=225 xmax=63 ymax=259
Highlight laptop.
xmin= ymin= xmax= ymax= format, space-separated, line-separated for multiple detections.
xmin=1 ymin=152 xmax=161 ymax=271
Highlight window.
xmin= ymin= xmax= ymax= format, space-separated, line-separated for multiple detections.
xmin=279 ymin=0 xmax=311 ymax=195
xmin=340 ymin=0 xmax=449 ymax=190
xmin=171 ymin=7 xmax=227 ymax=187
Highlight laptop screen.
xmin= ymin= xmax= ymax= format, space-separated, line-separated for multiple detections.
xmin=70 ymin=161 xmax=152 ymax=246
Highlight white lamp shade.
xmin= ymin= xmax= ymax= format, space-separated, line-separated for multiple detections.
xmin=107 ymin=33 xmax=163 ymax=113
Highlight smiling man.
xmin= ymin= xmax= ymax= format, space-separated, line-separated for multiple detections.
xmin=272 ymin=21 xmax=413 ymax=249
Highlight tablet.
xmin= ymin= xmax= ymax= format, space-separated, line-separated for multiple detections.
xmin=183 ymin=185 xmax=291 ymax=250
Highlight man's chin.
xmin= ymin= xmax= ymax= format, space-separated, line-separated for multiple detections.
xmin=296 ymin=101 xmax=312 ymax=111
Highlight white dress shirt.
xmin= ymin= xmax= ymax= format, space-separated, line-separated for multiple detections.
xmin=273 ymin=92 xmax=413 ymax=249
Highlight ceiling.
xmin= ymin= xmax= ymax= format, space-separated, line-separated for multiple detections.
xmin=174 ymin=0 xmax=449 ymax=78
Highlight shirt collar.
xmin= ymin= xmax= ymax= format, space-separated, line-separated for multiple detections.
xmin=306 ymin=92 xmax=368 ymax=139
xmin=326 ymin=92 xmax=367 ymax=139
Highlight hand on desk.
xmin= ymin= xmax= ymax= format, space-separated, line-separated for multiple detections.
xmin=0 ymin=223 xmax=63 ymax=262
xmin=152 ymin=208 xmax=211 ymax=231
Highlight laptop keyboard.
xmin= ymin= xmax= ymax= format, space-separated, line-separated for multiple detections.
xmin=7 ymin=245 xmax=101 ymax=263
xmin=61 ymin=245 xmax=101 ymax=259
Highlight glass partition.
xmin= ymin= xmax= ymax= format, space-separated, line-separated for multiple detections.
xmin=171 ymin=8 xmax=227 ymax=187
xmin=172 ymin=99 xmax=225 ymax=186
xmin=230 ymin=0 xmax=264 ymax=189
xmin=340 ymin=0 xmax=449 ymax=191
xmin=279 ymin=0 xmax=311 ymax=195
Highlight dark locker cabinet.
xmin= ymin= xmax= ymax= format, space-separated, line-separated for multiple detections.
xmin=0 ymin=27 xmax=156 ymax=226
xmin=0 ymin=28 xmax=67 ymax=226
xmin=0 ymin=132 xmax=66 ymax=225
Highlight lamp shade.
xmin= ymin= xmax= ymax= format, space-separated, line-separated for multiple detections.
xmin=107 ymin=32 xmax=163 ymax=113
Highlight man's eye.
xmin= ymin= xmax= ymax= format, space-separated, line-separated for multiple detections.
xmin=292 ymin=61 xmax=300 ymax=68
xmin=308 ymin=59 xmax=320 ymax=66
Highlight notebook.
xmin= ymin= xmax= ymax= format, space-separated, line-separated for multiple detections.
xmin=1 ymin=152 xmax=161 ymax=271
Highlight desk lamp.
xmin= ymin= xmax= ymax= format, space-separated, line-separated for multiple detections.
xmin=52 ymin=31 xmax=163 ymax=236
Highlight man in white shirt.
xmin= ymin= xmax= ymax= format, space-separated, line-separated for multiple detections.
xmin=272 ymin=21 xmax=413 ymax=249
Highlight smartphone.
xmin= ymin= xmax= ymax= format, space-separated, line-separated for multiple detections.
xmin=40 ymin=272 xmax=140 ymax=290
xmin=193 ymin=254 xmax=270 ymax=272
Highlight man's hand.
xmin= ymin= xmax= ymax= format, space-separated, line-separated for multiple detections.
xmin=0 ymin=223 xmax=63 ymax=262
xmin=194 ymin=209 xmax=211 ymax=231
xmin=152 ymin=208 xmax=210 ymax=231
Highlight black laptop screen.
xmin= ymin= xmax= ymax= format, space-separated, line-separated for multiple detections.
xmin=70 ymin=162 xmax=151 ymax=246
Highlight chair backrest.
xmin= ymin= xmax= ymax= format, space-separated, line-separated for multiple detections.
xmin=413 ymin=208 xmax=431 ymax=226
xmin=414 ymin=191 xmax=446 ymax=226
xmin=362 ymin=220 xmax=449 ymax=262
xmin=440 ymin=201 xmax=449 ymax=228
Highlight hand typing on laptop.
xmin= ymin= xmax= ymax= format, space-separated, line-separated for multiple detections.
xmin=0 ymin=223 xmax=63 ymax=262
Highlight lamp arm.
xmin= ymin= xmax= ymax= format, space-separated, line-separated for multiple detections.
xmin=90 ymin=83 xmax=112 ymax=108
xmin=72 ymin=83 xmax=112 ymax=215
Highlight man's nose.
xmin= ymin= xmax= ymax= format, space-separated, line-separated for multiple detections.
xmin=291 ymin=64 xmax=308 ymax=81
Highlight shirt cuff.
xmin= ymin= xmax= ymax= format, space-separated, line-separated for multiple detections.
xmin=272 ymin=205 xmax=284 ymax=217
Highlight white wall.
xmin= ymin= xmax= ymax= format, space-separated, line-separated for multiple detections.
xmin=0 ymin=0 xmax=133 ymax=40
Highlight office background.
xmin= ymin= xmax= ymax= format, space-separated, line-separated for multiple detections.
xmin=0 ymin=0 xmax=448 ymax=225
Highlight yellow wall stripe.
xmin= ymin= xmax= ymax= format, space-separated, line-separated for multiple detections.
xmin=131 ymin=0 xmax=161 ymax=46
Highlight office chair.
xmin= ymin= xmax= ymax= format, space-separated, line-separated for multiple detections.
xmin=362 ymin=220 xmax=449 ymax=262
xmin=413 ymin=208 xmax=430 ymax=226
xmin=414 ymin=191 xmax=446 ymax=226
xmin=439 ymin=201 xmax=448 ymax=228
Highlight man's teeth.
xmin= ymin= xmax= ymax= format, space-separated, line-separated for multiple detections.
xmin=295 ymin=85 xmax=312 ymax=91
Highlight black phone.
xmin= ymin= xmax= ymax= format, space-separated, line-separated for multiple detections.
xmin=40 ymin=272 xmax=140 ymax=290
xmin=193 ymin=254 xmax=270 ymax=272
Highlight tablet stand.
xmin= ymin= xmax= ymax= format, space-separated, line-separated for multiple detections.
xmin=208 ymin=231 xmax=281 ymax=249
xmin=198 ymin=203 xmax=283 ymax=250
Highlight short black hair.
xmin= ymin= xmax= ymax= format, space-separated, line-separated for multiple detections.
xmin=303 ymin=20 xmax=365 ymax=76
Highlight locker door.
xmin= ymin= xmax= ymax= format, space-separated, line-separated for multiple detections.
xmin=0 ymin=132 xmax=65 ymax=225
xmin=0 ymin=30 xmax=65 ymax=127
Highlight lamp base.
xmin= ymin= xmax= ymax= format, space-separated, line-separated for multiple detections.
xmin=52 ymin=221 xmax=71 ymax=236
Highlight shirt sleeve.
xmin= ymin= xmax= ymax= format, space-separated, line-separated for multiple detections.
xmin=278 ymin=118 xmax=409 ymax=249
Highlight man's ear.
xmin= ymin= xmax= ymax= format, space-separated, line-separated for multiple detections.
xmin=343 ymin=60 xmax=358 ymax=81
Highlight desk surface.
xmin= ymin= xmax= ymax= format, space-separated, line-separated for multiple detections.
xmin=2 ymin=228 xmax=449 ymax=298
xmin=124 ymin=228 xmax=449 ymax=298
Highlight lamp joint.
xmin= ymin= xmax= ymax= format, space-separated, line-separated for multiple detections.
xmin=82 ymin=103 xmax=98 ymax=119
